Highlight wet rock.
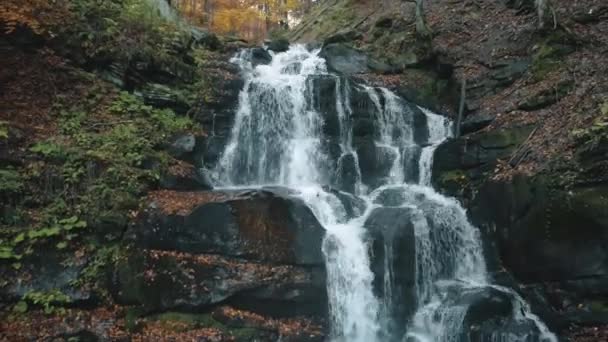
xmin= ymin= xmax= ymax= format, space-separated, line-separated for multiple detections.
xmin=323 ymin=186 xmax=367 ymax=219
xmin=334 ymin=153 xmax=360 ymax=194
xmin=250 ymin=47 xmax=272 ymax=66
xmin=365 ymin=206 xmax=418 ymax=336
xmin=307 ymin=74 xmax=340 ymax=137
xmin=355 ymin=139 xmax=398 ymax=189
xmin=266 ymin=38 xmax=290 ymax=53
xmin=126 ymin=189 xmax=326 ymax=265
xmin=455 ymin=287 xmax=543 ymax=341
xmin=320 ymin=43 xmax=369 ymax=75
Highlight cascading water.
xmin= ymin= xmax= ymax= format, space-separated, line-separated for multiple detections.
xmin=210 ymin=45 xmax=557 ymax=342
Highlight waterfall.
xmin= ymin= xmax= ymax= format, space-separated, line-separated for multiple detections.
xmin=211 ymin=45 xmax=557 ymax=342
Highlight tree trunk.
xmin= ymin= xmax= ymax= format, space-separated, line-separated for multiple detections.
xmin=414 ymin=0 xmax=432 ymax=39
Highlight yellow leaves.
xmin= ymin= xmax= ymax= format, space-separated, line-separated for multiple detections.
xmin=0 ymin=0 xmax=70 ymax=35
xmin=0 ymin=2 xmax=42 ymax=34
xmin=173 ymin=0 xmax=308 ymax=41
xmin=212 ymin=6 xmax=260 ymax=35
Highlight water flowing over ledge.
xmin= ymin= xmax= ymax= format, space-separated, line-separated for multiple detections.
xmin=210 ymin=45 xmax=557 ymax=342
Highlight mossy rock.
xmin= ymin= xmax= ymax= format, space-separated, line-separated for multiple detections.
xmin=531 ymin=30 xmax=577 ymax=80
xmin=518 ymin=78 xmax=574 ymax=111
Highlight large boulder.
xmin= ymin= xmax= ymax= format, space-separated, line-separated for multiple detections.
xmin=266 ymin=38 xmax=290 ymax=53
xmin=455 ymin=286 xmax=543 ymax=341
xmin=117 ymin=188 xmax=329 ymax=317
xmin=125 ymin=189 xmax=326 ymax=266
xmin=113 ymin=248 xmax=326 ymax=315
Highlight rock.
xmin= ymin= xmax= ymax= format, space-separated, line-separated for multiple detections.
xmin=456 ymin=287 xmax=543 ymax=341
xmin=193 ymin=61 xmax=244 ymax=168
xmin=135 ymin=83 xmax=191 ymax=114
xmin=323 ymin=30 xmax=363 ymax=46
xmin=307 ymin=74 xmax=340 ymax=137
xmin=365 ymin=206 xmax=418 ymax=337
xmin=335 ymin=153 xmax=360 ymax=194
xmin=503 ymin=0 xmax=536 ymax=11
xmin=461 ymin=113 xmax=494 ymax=135
xmin=167 ymin=133 xmax=196 ymax=158
xmin=266 ymin=38 xmax=290 ymax=53
xmin=432 ymin=126 xmax=535 ymax=195
xmin=211 ymin=306 xmax=326 ymax=341
xmin=113 ymin=249 xmax=326 ymax=315
xmin=250 ymin=47 xmax=272 ymax=66
xmin=393 ymin=68 xmax=458 ymax=114
xmin=159 ymin=163 xmax=213 ymax=191
xmin=471 ymin=177 xmax=608 ymax=286
xmin=323 ymin=186 xmax=367 ymax=219
xmin=491 ymin=58 xmax=530 ymax=86
xmin=319 ymin=43 xmax=369 ymax=75
xmin=99 ymin=62 xmax=127 ymax=89
xmin=126 ymin=189 xmax=326 ymax=265
xmin=355 ymin=139 xmax=398 ymax=189
xmin=518 ymin=78 xmax=574 ymax=111
xmin=190 ymin=28 xmax=221 ymax=50
xmin=0 ymin=251 xmax=94 ymax=306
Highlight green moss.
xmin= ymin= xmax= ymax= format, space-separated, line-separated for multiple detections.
xmin=531 ymin=30 xmax=576 ymax=80
xmin=439 ymin=170 xmax=469 ymax=184
xmin=231 ymin=327 xmax=261 ymax=340
xmin=589 ymin=301 xmax=608 ymax=313
xmin=0 ymin=168 xmax=23 ymax=194
xmin=22 ymin=289 xmax=71 ymax=315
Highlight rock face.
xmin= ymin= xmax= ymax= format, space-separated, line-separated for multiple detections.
xmin=192 ymin=59 xmax=244 ymax=169
xmin=116 ymin=188 xmax=328 ymax=319
xmin=469 ymin=176 xmax=608 ymax=326
xmin=319 ymin=43 xmax=370 ymax=75
xmin=432 ymin=126 xmax=534 ymax=197
xmin=433 ymin=128 xmax=608 ymax=330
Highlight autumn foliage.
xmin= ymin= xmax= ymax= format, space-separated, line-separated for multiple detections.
xmin=0 ymin=0 xmax=71 ymax=35
xmin=173 ymin=0 xmax=313 ymax=40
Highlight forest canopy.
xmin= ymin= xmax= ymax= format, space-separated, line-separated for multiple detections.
xmin=171 ymin=0 xmax=316 ymax=40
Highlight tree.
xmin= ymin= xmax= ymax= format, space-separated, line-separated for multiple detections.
xmin=402 ymin=0 xmax=431 ymax=39
xmin=170 ymin=0 xmax=306 ymax=41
